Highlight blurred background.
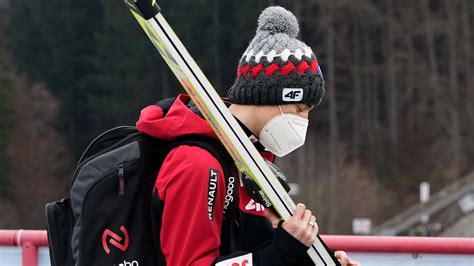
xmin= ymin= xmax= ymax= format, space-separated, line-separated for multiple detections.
xmin=0 ymin=0 xmax=473 ymax=237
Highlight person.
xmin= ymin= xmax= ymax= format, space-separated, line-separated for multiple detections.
xmin=136 ymin=6 xmax=361 ymax=266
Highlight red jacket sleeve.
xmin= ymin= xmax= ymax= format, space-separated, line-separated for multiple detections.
xmin=155 ymin=145 xmax=227 ymax=265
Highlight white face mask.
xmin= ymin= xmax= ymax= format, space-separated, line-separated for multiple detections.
xmin=259 ymin=106 xmax=309 ymax=157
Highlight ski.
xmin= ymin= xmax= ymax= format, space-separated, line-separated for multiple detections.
xmin=125 ymin=1 xmax=339 ymax=265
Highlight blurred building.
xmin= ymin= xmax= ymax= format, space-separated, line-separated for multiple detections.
xmin=374 ymin=173 xmax=474 ymax=237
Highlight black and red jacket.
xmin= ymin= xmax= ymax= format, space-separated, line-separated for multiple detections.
xmin=136 ymin=94 xmax=309 ymax=265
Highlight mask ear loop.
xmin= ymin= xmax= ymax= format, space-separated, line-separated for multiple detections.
xmin=278 ymin=105 xmax=286 ymax=117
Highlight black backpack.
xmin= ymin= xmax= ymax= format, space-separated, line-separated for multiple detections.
xmin=45 ymin=102 xmax=236 ymax=266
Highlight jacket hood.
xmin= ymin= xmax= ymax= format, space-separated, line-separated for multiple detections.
xmin=136 ymin=94 xmax=217 ymax=140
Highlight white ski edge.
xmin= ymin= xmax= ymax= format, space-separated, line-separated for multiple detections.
xmin=126 ymin=2 xmax=338 ymax=265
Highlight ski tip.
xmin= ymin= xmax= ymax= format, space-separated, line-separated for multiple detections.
xmin=133 ymin=0 xmax=161 ymax=19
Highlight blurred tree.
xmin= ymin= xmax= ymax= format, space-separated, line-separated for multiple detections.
xmin=7 ymin=0 xmax=103 ymax=155
xmin=5 ymin=79 xmax=73 ymax=229
xmin=5 ymin=0 xmax=272 ymax=156
xmin=384 ymin=0 xmax=400 ymax=181
xmin=0 ymin=48 xmax=11 ymax=198
xmin=2 ymin=0 xmax=474 ymax=233
xmin=278 ymin=0 xmax=474 ymax=233
xmin=323 ymin=1 xmax=341 ymax=233
xmin=81 ymin=0 xmax=176 ymax=134
xmin=0 ymin=13 xmax=11 ymax=198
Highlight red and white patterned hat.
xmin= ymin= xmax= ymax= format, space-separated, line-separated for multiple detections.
xmin=227 ymin=6 xmax=325 ymax=106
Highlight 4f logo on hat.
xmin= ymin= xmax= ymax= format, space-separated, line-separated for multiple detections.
xmin=282 ymin=88 xmax=303 ymax=102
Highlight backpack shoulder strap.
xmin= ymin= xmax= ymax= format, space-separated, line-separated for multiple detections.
xmin=163 ymin=135 xmax=238 ymax=220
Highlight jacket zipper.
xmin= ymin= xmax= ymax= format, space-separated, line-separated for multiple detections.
xmin=118 ymin=164 xmax=125 ymax=195
xmin=70 ymin=132 xmax=141 ymax=188
xmin=48 ymin=198 xmax=69 ymax=265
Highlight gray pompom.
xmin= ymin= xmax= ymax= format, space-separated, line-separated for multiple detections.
xmin=257 ymin=6 xmax=299 ymax=38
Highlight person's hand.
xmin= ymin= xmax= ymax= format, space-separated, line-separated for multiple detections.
xmin=335 ymin=251 xmax=361 ymax=266
xmin=280 ymin=203 xmax=318 ymax=247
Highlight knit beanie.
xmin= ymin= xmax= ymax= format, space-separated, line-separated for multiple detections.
xmin=227 ymin=6 xmax=325 ymax=106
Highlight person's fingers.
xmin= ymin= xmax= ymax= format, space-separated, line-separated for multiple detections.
xmin=293 ymin=203 xmax=306 ymax=219
xmin=335 ymin=251 xmax=350 ymax=265
xmin=335 ymin=250 xmax=361 ymax=266
xmin=309 ymin=215 xmax=317 ymax=230
xmin=302 ymin=209 xmax=312 ymax=224
xmin=348 ymin=259 xmax=361 ymax=266
xmin=334 ymin=251 xmax=345 ymax=258
xmin=310 ymin=216 xmax=318 ymax=240
xmin=308 ymin=214 xmax=316 ymax=226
